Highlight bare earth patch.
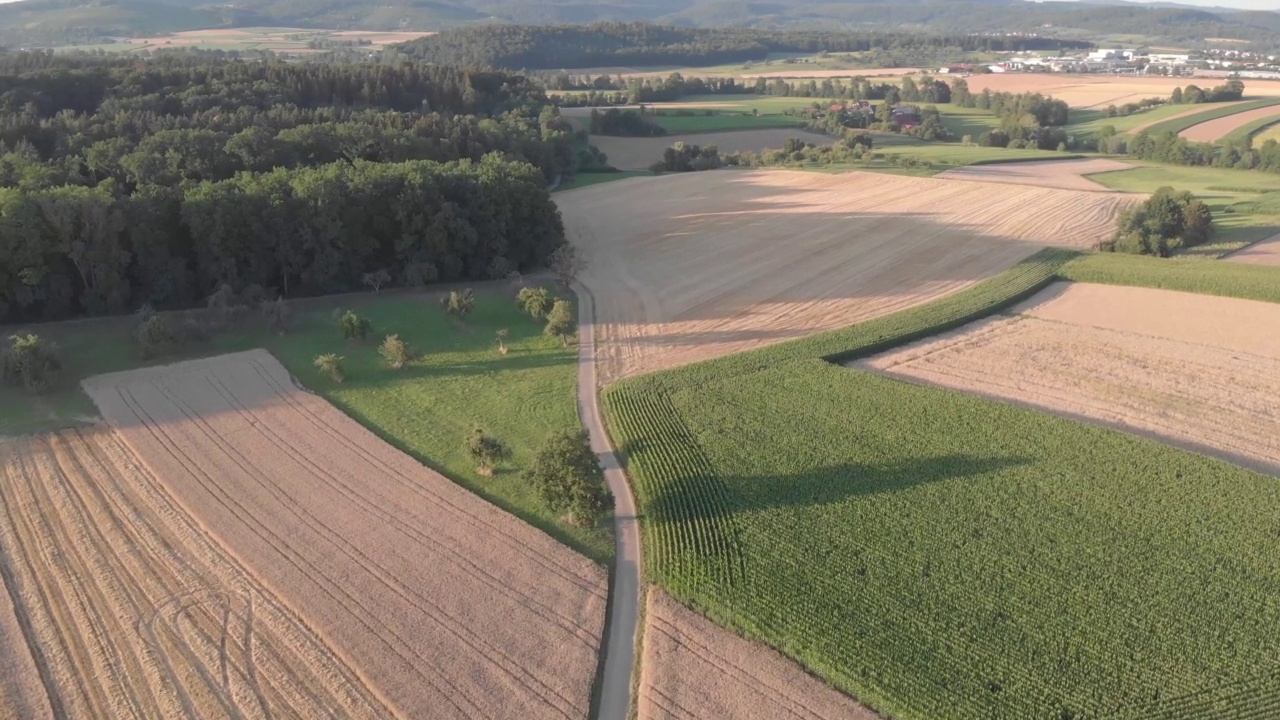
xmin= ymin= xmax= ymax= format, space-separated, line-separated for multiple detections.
xmin=1179 ymin=105 xmax=1280 ymax=142
xmin=0 ymin=426 xmax=388 ymax=719
xmin=1228 ymin=232 xmax=1280 ymax=266
xmin=640 ymin=590 xmax=880 ymax=720
xmin=558 ymin=170 xmax=1138 ymax=383
xmin=82 ymin=350 xmax=608 ymax=719
xmin=936 ymin=158 xmax=1133 ymax=191
xmin=861 ymin=282 xmax=1280 ymax=474
xmin=588 ymin=129 xmax=830 ymax=170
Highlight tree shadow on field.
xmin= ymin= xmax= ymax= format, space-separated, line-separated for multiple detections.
xmin=645 ymin=453 xmax=1035 ymax=525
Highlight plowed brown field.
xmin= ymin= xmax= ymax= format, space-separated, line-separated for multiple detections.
xmin=862 ymin=283 xmax=1280 ymax=474
xmin=640 ymin=590 xmax=880 ymax=720
xmin=0 ymin=427 xmax=389 ymax=720
xmin=77 ymin=350 xmax=608 ymax=719
xmin=559 ymin=170 xmax=1138 ymax=383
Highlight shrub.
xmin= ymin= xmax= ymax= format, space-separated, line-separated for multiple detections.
xmin=134 ymin=306 xmax=180 ymax=359
xmin=339 ymin=310 xmax=372 ymax=341
xmin=525 ymin=430 xmax=610 ymax=526
xmin=379 ymin=334 xmax=412 ymax=369
xmin=467 ymin=427 xmax=512 ymax=476
xmin=544 ymin=300 xmax=577 ymax=346
xmin=1 ymin=334 xmax=61 ymax=393
xmin=261 ymin=297 xmax=291 ymax=334
xmin=440 ymin=289 xmax=475 ymax=323
xmin=517 ymin=286 xmax=555 ymax=320
xmin=314 ymin=353 xmax=345 ymax=383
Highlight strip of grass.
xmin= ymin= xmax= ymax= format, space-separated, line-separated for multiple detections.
xmin=1138 ymin=97 xmax=1280 ymax=137
xmin=604 ymin=248 xmax=1280 ymax=719
xmin=0 ymin=289 xmax=612 ymax=563
xmin=1223 ymin=115 xmax=1280 ymax=145
xmin=1060 ymin=252 xmax=1280 ymax=303
xmin=557 ymin=170 xmax=651 ymax=191
xmin=650 ymin=112 xmax=805 ymax=133
xmin=1065 ymin=103 xmax=1195 ymax=140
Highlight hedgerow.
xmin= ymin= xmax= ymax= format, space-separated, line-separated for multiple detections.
xmin=604 ymin=248 xmax=1280 ymax=719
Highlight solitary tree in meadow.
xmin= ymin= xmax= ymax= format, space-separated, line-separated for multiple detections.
xmin=544 ymin=300 xmax=577 ymax=346
xmin=314 ymin=353 xmax=346 ymax=383
xmin=379 ymin=334 xmax=412 ymax=369
xmin=339 ymin=310 xmax=372 ymax=341
xmin=467 ymin=427 xmax=512 ymax=476
xmin=440 ymin=289 xmax=475 ymax=324
xmin=517 ymin=286 xmax=555 ymax=320
xmin=1 ymin=334 xmax=61 ymax=393
xmin=548 ymin=245 xmax=586 ymax=289
xmin=496 ymin=328 xmax=509 ymax=355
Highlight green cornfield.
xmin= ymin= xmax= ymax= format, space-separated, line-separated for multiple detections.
xmin=605 ymin=249 xmax=1280 ymax=719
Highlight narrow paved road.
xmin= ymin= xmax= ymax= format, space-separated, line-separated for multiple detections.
xmin=576 ymin=285 xmax=642 ymax=720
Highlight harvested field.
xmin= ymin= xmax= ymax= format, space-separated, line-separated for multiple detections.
xmin=1180 ymin=105 xmax=1280 ymax=142
xmin=640 ymin=590 xmax=880 ymax=720
xmin=936 ymin=158 xmax=1132 ymax=191
xmin=1229 ymin=232 xmax=1280 ymax=267
xmin=588 ymin=129 xmax=830 ymax=170
xmin=960 ymin=74 xmax=1280 ymax=109
xmin=862 ymin=282 xmax=1280 ymax=474
xmin=559 ymin=170 xmax=1138 ymax=383
xmin=82 ymin=350 xmax=608 ymax=720
xmin=0 ymin=426 xmax=388 ymax=719
xmin=1126 ymin=100 xmax=1250 ymax=134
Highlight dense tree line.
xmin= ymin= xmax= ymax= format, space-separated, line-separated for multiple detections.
xmin=0 ymin=53 xmax=573 ymax=323
xmin=589 ymin=108 xmax=665 ymax=137
xmin=950 ymin=78 xmax=1072 ymax=150
xmin=395 ymin=23 xmax=1091 ymax=70
xmin=1103 ymin=188 xmax=1213 ymax=256
xmin=1110 ymin=130 xmax=1280 ymax=175
xmin=1171 ymin=80 xmax=1246 ymax=104
xmin=651 ymin=142 xmax=723 ymax=173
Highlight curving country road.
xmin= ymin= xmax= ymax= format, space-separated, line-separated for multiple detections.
xmin=576 ymin=284 xmax=642 ymax=720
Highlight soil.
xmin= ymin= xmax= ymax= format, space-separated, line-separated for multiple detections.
xmin=936 ymin=158 xmax=1133 ymax=191
xmin=557 ymin=170 xmax=1139 ymax=384
xmin=1228 ymin=232 xmax=1280 ymax=267
xmin=81 ymin=350 xmax=609 ymax=719
xmin=1179 ymin=105 xmax=1280 ymax=142
xmin=639 ymin=590 xmax=880 ymax=720
xmin=861 ymin=282 xmax=1280 ymax=475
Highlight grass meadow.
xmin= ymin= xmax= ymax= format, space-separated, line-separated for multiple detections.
xmin=0 ymin=287 xmax=612 ymax=562
xmin=604 ymin=250 xmax=1280 ymax=719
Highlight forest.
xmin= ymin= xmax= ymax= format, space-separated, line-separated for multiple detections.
xmin=0 ymin=52 xmax=573 ymax=323
xmin=393 ymin=23 xmax=1092 ymax=70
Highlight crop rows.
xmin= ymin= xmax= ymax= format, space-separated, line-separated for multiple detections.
xmin=1060 ymin=252 xmax=1280 ymax=304
xmin=604 ymin=249 xmax=1280 ymax=719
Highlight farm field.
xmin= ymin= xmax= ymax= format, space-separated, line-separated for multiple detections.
xmin=588 ymin=128 xmax=831 ymax=170
xmin=558 ymin=170 xmax=1137 ymax=383
xmin=1178 ymin=103 xmax=1280 ymax=142
xmin=956 ymin=74 xmax=1280 ymax=109
xmin=640 ymin=590 xmax=880 ymax=720
xmin=604 ymin=254 xmax=1280 ymax=720
xmin=862 ymin=282 xmax=1280 ymax=474
xmin=936 ymin=158 xmax=1132 ymax=191
xmin=82 ymin=351 xmax=608 ymax=719
xmin=649 ymin=111 xmax=805 ymax=133
xmin=1229 ymin=233 xmax=1280 ymax=267
xmin=0 ymin=426 xmax=391 ymax=719
xmin=1258 ymin=122 xmax=1280 ymax=144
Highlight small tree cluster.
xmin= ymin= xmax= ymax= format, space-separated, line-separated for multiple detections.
xmin=517 ymin=286 xmax=555 ymax=320
xmin=379 ymin=334 xmax=412 ymax=369
xmin=467 ymin=427 xmax=512 ymax=476
xmin=314 ymin=353 xmax=346 ymax=382
xmin=1 ymin=334 xmax=61 ymax=393
xmin=339 ymin=310 xmax=373 ymax=341
xmin=525 ymin=430 xmax=610 ymax=526
xmin=652 ymin=142 xmax=722 ymax=173
xmin=1104 ymin=187 xmax=1213 ymax=257
xmin=544 ymin=300 xmax=577 ymax=346
xmin=440 ymin=289 xmax=475 ymax=323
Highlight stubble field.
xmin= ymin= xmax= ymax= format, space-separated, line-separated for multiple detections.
xmin=863 ymin=282 xmax=1280 ymax=474
xmin=1179 ymin=105 xmax=1280 ymax=142
xmin=558 ymin=170 xmax=1138 ymax=383
xmin=952 ymin=74 xmax=1280 ymax=109
xmin=935 ymin=158 xmax=1132 ymax=191
xmin=640 ymin=590 xmax=880 ymax=720
xmin=69 ymin=350 xmax=607 ymax=719
xmin=1229 ymin=233 xmax=1280 ymax=266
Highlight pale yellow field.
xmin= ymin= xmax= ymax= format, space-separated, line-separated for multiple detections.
xmin=862 ymin=283 xmax=1280 ymax=474
xmin=1180 ymin=106 xmax=1280 ymax=142
xmin=1229 ymin=232 xmax=1280 ymax=266
xmin=961 ymin=74 xmax=1280 ymax=109
xmin=558 ymin=170 xmax=1139 ymax=383
xmin=936 ymin=158 xmax=1133 ymax=191
xmin=71 ymin=350 xmax=607 ymax=719
xmin=589 ymin=129 xmax=830 ymax=170
xmin=1258 ymin=123 xmax=1280 ymax=144
xmin=640 ymin=590 xmax=880 ymax=720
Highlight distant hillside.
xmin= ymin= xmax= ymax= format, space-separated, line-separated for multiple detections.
xmin=1 ymin=0 xmax=1278 ymax=50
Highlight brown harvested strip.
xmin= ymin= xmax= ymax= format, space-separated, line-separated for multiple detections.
xmin=0 ymin=428 xmax=390 ymax=720
xmin=640 ymin=590 xmax=881 ymax=720
xmin=0 ymin=454 xmax=56 ymax=720
xmin=558 ymin=169 xmax=1139 ymax=384
xmin=83 ymin=350 xmax=609 ymax=720
xmin=1228 ymin=232 xmax=1280 ymax=267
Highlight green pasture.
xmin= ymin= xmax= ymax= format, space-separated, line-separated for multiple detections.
xmin=937 ymin=104 xmax=1003 ymax=139
xmin=0 ymin=288 xmax=611 ymax=562
xmin=650 ymin=112 xmax=805 ymax=133
xmin=604 ymin=249 xmax=1280 ymax=719
xmin=1063 ymin=103 xmax=1197 ymax=140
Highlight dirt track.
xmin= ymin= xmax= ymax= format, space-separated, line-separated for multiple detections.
xmin=82 ymin=351 xmax=608 ymax=719
xmin=862 ymin=283 xmax=1280 ymax=474
xmin=559 ymin=170 xmax=1138 ymax=383
xmin=1179 ymin=105 xmax=1280 ymax=142
xmin=589 ymin=129 xmax=830 ymax=170
xmin=639 ymin=590 xmax=880 ymax=720
xmin=936 ymin=158 xmax=1132 ymax=191
xmin=0 ymin=427 xmax=388 ymax=719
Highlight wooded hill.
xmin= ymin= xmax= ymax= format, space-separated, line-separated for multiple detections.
xmin=3 ymin=0 xmax=1279 ymax=51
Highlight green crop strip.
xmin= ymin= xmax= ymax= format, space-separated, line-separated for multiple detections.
xmin=604 ymin=248 xmax=1280 ymax=719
